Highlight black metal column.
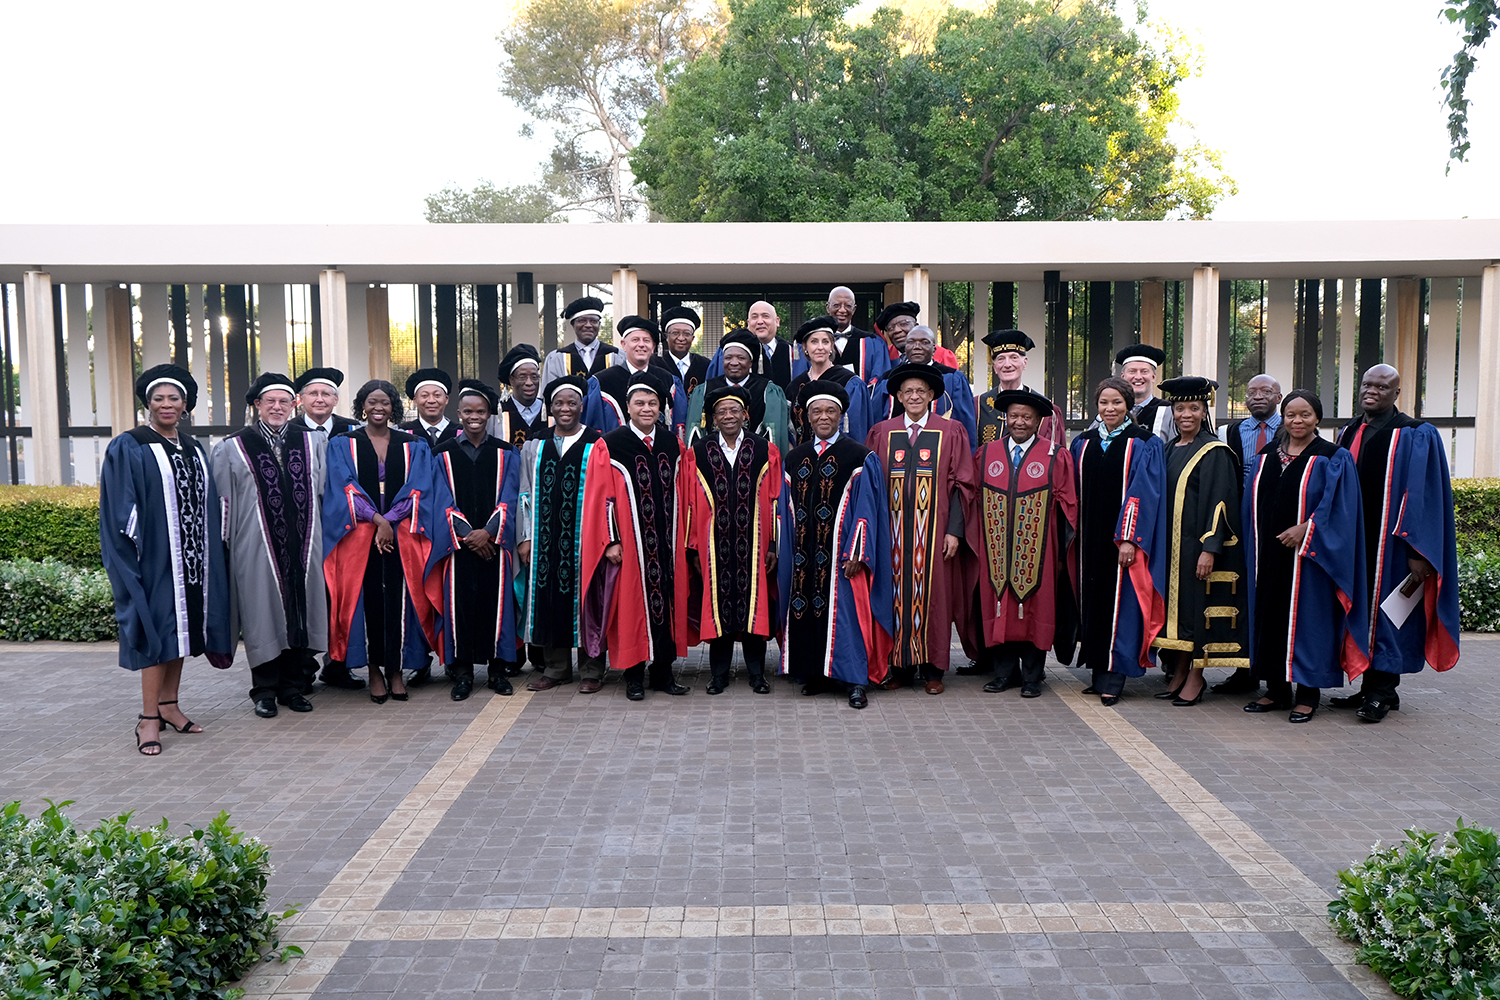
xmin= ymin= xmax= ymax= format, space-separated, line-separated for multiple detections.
xmin=1357 ymin=278 xmax=1382 ymax=381
xmin=224 ymin=285 xmax=250 ymax=420
xmin=1086 ymin=282 xmax=1112 ymax=416
xmin=417 ymin=284 xmax=433 ymax=368
xmin=309 ymin=284 xmax=323 ymax=367
xmin=1 ymin=284 xmax=17 ymax=482
xmin=1046 ymin=281 xmax=1069 ymax=404
xmin=436 ymin=285 xmax=459 ymax=415
xmin=170 ymin=285 xmax=189 ymax=367
xmin=993 ymin=282 xmax=1015 ymax=332
xmin=1113 ymin=281 xmax=1136 ymax=355
xmin=476 ymin=285 xmax=501 ymax=382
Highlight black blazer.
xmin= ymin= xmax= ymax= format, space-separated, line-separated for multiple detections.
xmin=757 ymin=339 xmax=793 ymax=390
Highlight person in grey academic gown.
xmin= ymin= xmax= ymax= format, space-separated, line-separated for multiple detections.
xmin=211 ymin=372 xmax=329 ymax=719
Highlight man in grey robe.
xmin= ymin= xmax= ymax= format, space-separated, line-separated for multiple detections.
xmin=211 ymin=372 xmax=329 ymax=718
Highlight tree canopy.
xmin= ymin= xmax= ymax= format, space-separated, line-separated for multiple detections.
xmin=1440 ymin=0 xmax=1498 ymax=166
xmin=630 ymin=0 xmax=1235 ymax=222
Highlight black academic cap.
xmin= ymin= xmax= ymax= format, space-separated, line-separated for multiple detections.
xmin=136 ymin=363 xmax=199 ymax=412
xmin=454 ymin=378 xmax=500 ymax=413
xmin=405 ymin=368 xmax=453 ymax=398
xmin=983 ymin=329 xmax=1035 ymax=354
xmin=246 ymin=371 xmax=296 ymax=405
xmin=1115 ymin=344 xmax=1166 ymax=368
xmin=545 ymin=374 xmax=590 ymax=405
xmin=796 ymin=378 xmax=850 ymax=413
xmin=625 ymin=367 xmax=671 ymax=405
xmin=660 ymin=305 xmax=701 ymax=332
xmin=562 ymin=296 xmax=605 ymax=322
xmin=294 ymin=367 xmax=345 ymax=393
xmin=993 ymin=387 xmax=1053 ymax=417
xmin=794 ymin=316 xmax=838 ymax=343
xmin=719 ymin=328 xmax=761 ymax=359
xmin=616 ymin=315 xmax=660 ymax=345
xmin=497 ymin=344 xmax=542 ymax=384
xmin=704 ymin=384 xmax=752 ymax=415
xmin=886 ymin=362 xmax=945 ymax=396
xmin=875 ymin=301 xmax=921 ymax=330
xmin=1158 ymin=376 xmax=1218 ymax=403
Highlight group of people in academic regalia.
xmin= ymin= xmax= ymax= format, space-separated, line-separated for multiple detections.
xmin=100 ymin=288 xmax=1463 ymax=755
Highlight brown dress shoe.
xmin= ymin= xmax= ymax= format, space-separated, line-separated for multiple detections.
xmin=924 ymin=678 xmax=945 ymax=695
xmin=880 ymin=676 xmax=904 ymax=691
xmin=527 ymin=675 xmax=565 ymax=692
xmin=577 ymin=679 xmax=602 ymax=694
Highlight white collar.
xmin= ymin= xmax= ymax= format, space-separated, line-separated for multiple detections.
xmin=903 ymin=413 xmax=929 ymax=432
xmin=624 ymin=358 xmax=651 ymax=374
xmin=761 ymin=338 xmax=778 ymax=356
xmin=1008 ymin=435 xmax=1037 ymax=457
xmin=303 ymin=413 xmax=334 ymax=432
xmin=554 ymin=427 xmax=584 ymax=455
xmin=815 ymin=431 xmax=840 ymax=448
xmin=719 ymin=431 xmax=743 ymax=453
xmin=420 ymin=416 xmax=449 ymax=432
xmin=630 ymin=421 xmax=657 ymax=443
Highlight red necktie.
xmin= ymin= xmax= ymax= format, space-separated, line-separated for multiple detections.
xmin=816 ymin=440 xmax=827 ymax=455
xmin=1254 ymin=421 xmax=1267 ymax=452
xmin=643 ymin=434 xmax=653 ymax=449
xmin=908 ymin=423 xmax=919 ymax=442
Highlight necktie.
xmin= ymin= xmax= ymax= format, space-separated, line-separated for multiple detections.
xmin=908 ymin=423 xmax=919 ymax=442
xmin=816 ymin=440 xmax=827 ymax=456
xmin=1013 ymin=444 xmax=1023 ymax=470
xmin=1254 ymin=421 xmax=1267 ymax=452
xmin=643 ymin=433 xmax=653 ymax=450
xmin=313 ymin=424 xmax=327 ymax=434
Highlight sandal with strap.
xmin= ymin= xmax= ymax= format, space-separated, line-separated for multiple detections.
xmin=135 ymin=714 xmax=163 ymax=756
xmin=157 ymin=700 xmax=202 ymax=734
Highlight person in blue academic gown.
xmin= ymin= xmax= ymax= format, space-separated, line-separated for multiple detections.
xmin=582 ymin=314 xmax=689 ymax=437
xmin=868 ymin=325 xmax=978 ymax=445
xmin=1328 ymin=364 xmax=1461 ymax=722
xmin=322 ymin=379 xmax=452 ymax=705
xmin=785 ymin=316 xmax=873 ymax=446
xmin=101 ymin=364 xmax=232 ymax=755
xmin=781 ymin=380 xmax=894 ymax=709
xmin=1242 ymin=391 xmax=1370 ymax=724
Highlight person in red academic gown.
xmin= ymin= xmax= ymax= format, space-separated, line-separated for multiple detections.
xmin=964 ymin=388 xmax=1078 ymax=699
xmin=579 ymin=368 xmax=691 ymax=700
xmin=865 ymin=363 xmax=977 ymax=694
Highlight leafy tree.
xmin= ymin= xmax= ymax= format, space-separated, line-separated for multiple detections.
xmin=1440 ymin=0 xmax=1498 ymax=166
xmin=631 ymin=0 xmax=1235 ymax=222
xmin=424 ymin=179 xmax=564 ymax=224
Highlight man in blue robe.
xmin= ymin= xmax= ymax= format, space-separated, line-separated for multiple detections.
xmin=582 ymin=315 xmax=689 ymax=436
xmin=780 ymin=380 xmax=894 ymax=709
xmin=1329 ymin=364 xmax=1461 ymax=722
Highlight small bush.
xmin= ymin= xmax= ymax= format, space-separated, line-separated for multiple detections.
xmin=0 ymin=559 xmax=117 ymax=642
xmin=0 ymin=800 xmax=297 ymax=1000
xmin=1455 ymin=479 xmax=1500 ymax=555
xmin=0 ymin=487 xmax=102 ymax=567
xmin=1460 ymin=551 xmax=1500 ymax=634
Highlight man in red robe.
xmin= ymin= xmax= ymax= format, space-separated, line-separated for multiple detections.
xmin=865 ymin=363 xmax=976 ymax=694
xmin=965 ymin=388 xmax=1078 ymax=699
xmin=579 ymin=369 xmax=691 ymax=700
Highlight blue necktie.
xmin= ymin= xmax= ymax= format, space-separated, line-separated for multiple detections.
xmin=1012 ymin=445 xmax=1023 ymax=470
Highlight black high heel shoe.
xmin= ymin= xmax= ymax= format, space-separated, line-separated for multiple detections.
xmin=368 ymin=670 xmax=389 ymax=705
xmin=387 ymin=666 xmax=408 ymax=702
xmin=135 ymin=714 xmax=162 ymax=756
xmin=1172 ymin=683 xmax=1205 ymax=707
xmin=157 ymin=699 xmax=202 ymax=734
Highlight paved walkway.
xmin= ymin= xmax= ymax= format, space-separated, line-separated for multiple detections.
xmin=4 ymin=635 xmax=1498 ymax=999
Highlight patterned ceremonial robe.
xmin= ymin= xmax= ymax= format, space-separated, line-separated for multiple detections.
xmin=965 ymin=436 xmax=1078 ymax=656
xmin=322 ymin=429 xmax=450 ymax=671
xmin=1069 ymin=425 xmax=1168 ymax=681
xmin=1336 ymin=413 xmax=1461 ymax=674
xmin=584 ymin=360 xmax=689 ymax=438
xmin=518 ymin=428 xmax=604 ymax=650
xmin=496 ymin=396 xmax=550 ymax=448
xmin=1149 ymin=435 xmax=1249 ymax=667
xmin=211 ymin=422 xmax=329 ymax=667
xmin=434 ymin=435 xmax=520 ymax=666
xmin=865 ymin=414 xmax=977 ymax=672
xmin=685 ymin=374 xmax=790 ymax=457
xmin=683 ymin=434 xmax=790 ymax=644
xmin=870 ymin=363 xmax=979 ymax=445
xmin=579 ymin=426 xmax=691 ymax=668
xmin=100 ymin=427 xmax=232 ymax=671
xmin=975 ymin=386 xmax=1066 ymax=449
xmin=1244 ymin=438 xmax=1370 ymax=689
xmin=786 ymin=367 xmax=873 ymax=446
xmin=781 ymin=435 xmax=893 ymax=684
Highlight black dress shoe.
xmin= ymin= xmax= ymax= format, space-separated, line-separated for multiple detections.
xmin=1020 ymin=684 xmax=1042 ymax=698
xmin=1212 ymin=669 xmax=1260 ymax=695
xmin=1100 ymin=695 xmax=1120 ymax=707
xmin=1244 ymin=699 xmax=1291 ymax=713
xmin=320 ymin=668 xmax=365 ymax=690
xmin=1081 ymin=686 xmax=1098 ymax=695
xmin=801 ymin=684 xmax=821 ymax=696
xmin=625 ymin=683 xmax=646 ymax=701
xmin=1329 ymin=692 xmax=1364 ymax=709
xmin=750 ymin=680 xmax=771 ymax=694
xmin=1288 ymin=707 xmax=1316 ymax=723
xmin=954 ymin=661 xmax=985 ymax=675
xmin=848 ymin=686 xmax=868 ymax=709
xmin=983 ymin=676 xmax=1020 ymax=693
xmin=504 ymin=661 xmax=523 ymax=677
xmin=706 ymin=680 xmax=726 ymax=695
xmin=281 ymin=693 xmax=315 ymax=713
xmin=407 ymin=665 xmax=433 ymax=687
xmin=253 ymin=697 xmax=278 ymax=718
xmin=451 ymin=679 xmax=473 ymax=702
xmin=660 ymin=683 xmax=690 ymax=696
xmin=1357 ymin=698 xmax=1392 ymax=723
xmin=487 ymin=676 xmax=514 ymax=696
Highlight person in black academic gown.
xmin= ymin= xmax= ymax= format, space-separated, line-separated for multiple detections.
xmin=542 ymin=295 xmax=618 ymax=391
xmin=661 ymin=305 xmax=711 ymax=397
xmin=495 ymin=345 xmax=550 ymax=447
xmin=100 ymin=365 xmax=232 ymax=755
xmin=433 ymin=380 xmax=521 ymax=700
xmin=402 ymin=368 xmax=457 ymax=447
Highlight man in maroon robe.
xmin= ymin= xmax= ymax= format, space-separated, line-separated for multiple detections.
xmin=965 ymin=388 xmax=1078 ymax=698
xmin=865 ymin=363 xmax=976 ymax=694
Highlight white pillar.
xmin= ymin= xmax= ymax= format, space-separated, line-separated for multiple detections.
xmin=258 ymin=284 xmax=288 ymax=375
xmin=1265 ymin=279 xmax=1296 ymax=390
xmin=344 ymin=280 xmax=370 ymax=392
xmin=104 ymin=285 xmax=136 ymax=437
xmin=1474 ymin=265 xmax=1500 ymax=478
xmin=1018 ymin=280 xmax=1046 ymax=385
xmin=319 ymin=269 xmax=350 ymax=378
xmin=366 ymin=285 xmax=391 ymax=385
xmin=1338 ymin=278 xmax=1358 ymax=417
xmin=903 ymin=267 xmax=930 ymax=324
xmin=611 ymin=267 xmax=639 ymax=319
xmin=64 ymin=286 xmax=93 ymax=484
xmin=140 ymin=283 xmax=170 ymax=367
xmin=22 ymin=271 xmax=62 ymax=486
xmin=1184 ymin=266 xmax=1219 ymax=379
xmin=512 ymin=300 xmax=540 ymax=348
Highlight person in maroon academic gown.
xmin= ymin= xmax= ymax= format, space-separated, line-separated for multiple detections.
xmin=965 ymin=388 xmax=1078 ymax=699
xmin=865 ymin=363 xmax=976 ymax=694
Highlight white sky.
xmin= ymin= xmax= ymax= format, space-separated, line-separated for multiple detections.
xmin=0 ymin=0 xmax=1495 ymax=224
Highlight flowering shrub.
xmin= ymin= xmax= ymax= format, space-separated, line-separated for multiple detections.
xmin=0 ymin=559 xmax=116 ymax=642
xmin=1459 ymin=551 xmax=1500 ymax=634
xmin=0 ymin=800 xmax=296 ymax=1000
xmin=1329 ymin=821 xmax=1500 ymax=999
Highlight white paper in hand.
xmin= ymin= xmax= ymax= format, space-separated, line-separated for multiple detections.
xmin=1380 ymin=573 xmax=1425 ymax=629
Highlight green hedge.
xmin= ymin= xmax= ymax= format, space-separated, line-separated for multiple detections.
xmin=0 ymin=801 xmax=296 ymax=1000
xmin=1455 ymin=479 xmax=1500 ymax=556
xmin=0 ymin=559 xmax=117 ymax=642
xmin=0 ymin=487 xmax=102 ymax=567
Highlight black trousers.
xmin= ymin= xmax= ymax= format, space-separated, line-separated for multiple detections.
xmin=890 ymin=662 xmax=942 ymax=684
xmin=1266 ymin=679 xmax=1321 ymax=708
xmin=709 ymin=635 xmax=768 ymax=683
xmin=624 ymin=659 xmax=677 ymax=689
xmin=448 ymin=659 xmax=509 ymax=684
xmin=993 ymin=642 xmax=1046 ymax=687
xmin=1089 ymin=662 xmax=1126 ymax=697
xmin=1359 ymin=668 xmax=1402 ymax=699
xmin=250 ymin=648 xmax=311 ymax=701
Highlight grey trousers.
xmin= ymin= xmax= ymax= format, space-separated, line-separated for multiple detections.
xmin=541 ymin=645 xmax=606 ymax=682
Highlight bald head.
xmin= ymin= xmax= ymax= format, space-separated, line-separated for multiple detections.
xmin=1245 ymin=374 xmax=1282 ymax=420
xmin=904 ymin=325 xmax=936 ymax=364
xmin=1359 ymin=364 xmax=1400 ymax=419
xmin=827 ymin=286 xmax=856 ymax=332
xmin=747 ymin=300 xmax=780 ymax=343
